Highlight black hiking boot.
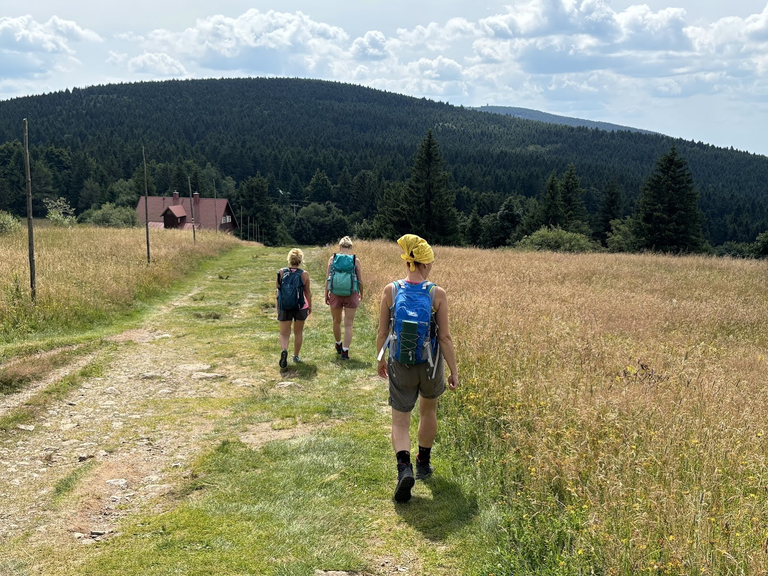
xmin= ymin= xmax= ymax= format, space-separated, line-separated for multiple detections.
xmin=335 ymin=342 xmax=343 ymax=355
xmin=415 ymin=457 xmax=433 ymax=480
xmin=341 ymin=349 xmax=349 ymax=360
xmin=394 ymin=463 xmax=415 ymax=503
xmin=279 ymin=350 xmax=288 ymax=369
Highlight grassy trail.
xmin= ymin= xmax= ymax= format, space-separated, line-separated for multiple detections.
xmin=1 ymin=244 xmax=477 ymax=576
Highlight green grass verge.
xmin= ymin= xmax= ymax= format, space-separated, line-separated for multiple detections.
xmin=6 ymin=245 xmax=485 ymax=576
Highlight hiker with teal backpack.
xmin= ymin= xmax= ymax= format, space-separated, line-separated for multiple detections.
xmin=276 ymin=248 xmax=312 ymax=368
xmin=325 ymin=236 xmax=363 ymax=360
xmin=376 ymin=234 xmax=458 ymax=503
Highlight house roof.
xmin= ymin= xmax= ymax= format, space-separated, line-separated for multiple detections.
xmin=136 ymin=195 xmax=238 ymax=229
xmin=162 ymin=205 xmax=187 ymax=218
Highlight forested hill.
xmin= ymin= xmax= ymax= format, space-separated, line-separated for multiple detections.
xmin=474 ymin=106 xmax=654 ymax=135
xmin=1 ymin=77 xmax=767 ymax=246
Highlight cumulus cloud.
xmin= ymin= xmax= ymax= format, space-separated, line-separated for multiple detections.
xmin=0 ymin=15 xmax=101 ymax=54
xmin=127 ymin=53 xmax=188 ymax=76
xmin=106 ymin=51 xmax=128 ymax=65
xmin=140 ymin=9 xmax=348 ymax=74
xmin=4 ymin=2 xmax=768 ymax=152
xmin=0 ymin=15 xmax=101 ymax=82
xmin=350 ymin=31 xmax=390 ymax=61
xmin=396 ymin=18 xmax=478 ymax=51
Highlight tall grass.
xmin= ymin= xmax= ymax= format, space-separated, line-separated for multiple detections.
xmin=0 ymin=226 xmax=239 ymax=343
xmin=355 ymin=240 xmax=768 ymax=575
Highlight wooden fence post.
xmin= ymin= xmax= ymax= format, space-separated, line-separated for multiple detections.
xmin=23 ymin=119 xmax=36 ymax=303
xmin=188 ymin=176 xmax=196 ymax=245
xmin=143 ymin=146 xmax=151 ymax=264
xmin=213 ymin=180 xmax=219 ymax=234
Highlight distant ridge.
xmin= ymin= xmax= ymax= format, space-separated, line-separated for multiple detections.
xmin=474 ymin=105 xmax=655 ymax=135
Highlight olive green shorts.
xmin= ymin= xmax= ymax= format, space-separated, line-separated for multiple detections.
xmin=388 ymin=356 xmax=445 ymax=413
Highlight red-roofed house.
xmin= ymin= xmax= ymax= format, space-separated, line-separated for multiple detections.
xmin=136 ymin=191 xmax=238 ymax=232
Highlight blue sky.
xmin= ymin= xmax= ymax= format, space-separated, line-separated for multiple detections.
xmin=2 ymin=0 xmax=768 ymax=155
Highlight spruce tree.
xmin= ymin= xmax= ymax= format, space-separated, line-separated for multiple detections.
xmin=539 ymin=170 xmax=566 ymax=229
xmin=635 ymin=146 xmax=705 ymax=253
xmin=407 ymin=130 xmax=459 ymax=244
xmin=240 ymin=175 xmax=280 ymax=245
xmin=465 ymin=209 xmax=482 ymax=245
xmin=307 ymin=169 xmax=333 ymax=204
xmin=597 ymin=178 xmax=623 ymax=244
xmin=560 ymin=164 xmax=590 ymax=235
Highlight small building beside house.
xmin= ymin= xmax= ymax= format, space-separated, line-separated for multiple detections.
xmin=136 ymin=191 xmax=238 ymax=232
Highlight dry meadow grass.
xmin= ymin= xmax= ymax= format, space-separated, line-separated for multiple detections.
xmin=0 ymin=226 xmax=239 ymax=344
xmin=355 ymin=239 xmax=768 ymax=574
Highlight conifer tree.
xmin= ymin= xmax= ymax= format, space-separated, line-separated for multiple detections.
xmin=635 ymin=146 xmax=705 ymax=253
xmin=334 ymin=167 xmax=353 ymax=209
xmin=407 ymin=130 xmax=459 ymax=244
xmin=539 ymin=170 xmax=566 ymax=229
xmin=560 ymin=164 xmax=591 ymax=235
xmin=307 ymin=169 xmax=334 ymax=204
xmin=597 ymin=178 xmax=623 ymax=244
xmin=240 ymin=175 xmax=280 ymax=245
xmin=465 ymin=209 xmax=482 ymax=245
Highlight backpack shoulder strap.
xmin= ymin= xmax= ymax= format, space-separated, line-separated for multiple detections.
xmin=377 ymin=280 xmax=402 ymax=362
xmin=427 ymin=282 xmax=437 ymax=310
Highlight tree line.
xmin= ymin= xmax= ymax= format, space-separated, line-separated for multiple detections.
xmin=1 ymin=77 xmax=767 ymax=254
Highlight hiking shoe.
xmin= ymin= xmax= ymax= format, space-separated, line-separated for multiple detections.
xmin=415 ymin=459 xmax=434 ymax=480
xmin=341 ymin=349 xmax=349 ymax=360
xmin=335 ymin=342 xmax=343 ymax=355
xmin=292 ymin=355 xmax=301 ymax=363
xmin=279 ymin=350 xmax=288 ymax=369
xmin=394 ymin=463 xmax=415 ymax=503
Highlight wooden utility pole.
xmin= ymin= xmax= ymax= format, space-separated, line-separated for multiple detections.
xmin=23 ymin=119 xmax=36 ymax=303
xmin=143 ymin=146 xmax=151 ymax=264
xmin=188 ymin=176 xmax=196 ymax=245
xmin=213 ymin=179 xmax=219 ymax=234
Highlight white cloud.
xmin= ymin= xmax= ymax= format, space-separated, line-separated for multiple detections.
xmin=350 ymin=31 xmax=390 ymax=61
xmin=106 ymin=50 xmax=128 ymax=65
xmin=409 ymin=56 xmax=464 ymax=81
xmin=140 ymin=9 xmax=348 ymax=74
xmin=0 ymin=15 xmax=101 ymax=54
xmin=127 ymin=53 xmax=188 ymax=76
xmin=3 ymin=1 xmax=768 ymax=154
xmin=114 ymin=32 xmax=145 ymax=42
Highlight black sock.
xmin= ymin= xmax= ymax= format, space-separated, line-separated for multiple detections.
xmin=417 ymin=446 xmax=431 ymax=464
xmin=396 ymin=450 xmax=410 ymax=466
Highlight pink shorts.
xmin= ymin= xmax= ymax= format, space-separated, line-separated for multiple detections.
xmin=328 ymin=293 xmax=360 ymax=309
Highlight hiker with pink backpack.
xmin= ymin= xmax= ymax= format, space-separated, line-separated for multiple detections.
xmin=325 ymin=236 xmax=364 ymax=360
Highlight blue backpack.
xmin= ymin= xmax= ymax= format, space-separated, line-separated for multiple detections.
xmin=278 ymin=268 xmax=305 ymax=311
xmin=378 ymin=280 xmax=438 ymax=369
xmin=328 ymin=253 xmax=359 ymax=297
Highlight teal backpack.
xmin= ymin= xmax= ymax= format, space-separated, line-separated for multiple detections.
xmin=328 ymin=253 xmax=359 ymax=297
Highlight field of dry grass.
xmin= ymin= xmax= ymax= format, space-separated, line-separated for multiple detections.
xmin=0 ymin=226 xmax=239 ymax=346
xmin=355 ymin=240 xmax=768 ymax=574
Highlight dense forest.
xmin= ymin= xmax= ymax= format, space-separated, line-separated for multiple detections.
xmin=1 ymin=77 xmax=767 ymax=251
xmin=474 ymin=106 xmax=655 ymax=135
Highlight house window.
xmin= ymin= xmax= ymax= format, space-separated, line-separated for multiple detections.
xmin=222 ymin=215 xmax=231 ymax=224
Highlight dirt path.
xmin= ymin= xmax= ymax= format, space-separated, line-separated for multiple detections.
xmin=0 ymin=284 xmax=261 ymax=550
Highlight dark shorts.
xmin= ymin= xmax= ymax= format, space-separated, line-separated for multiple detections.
xmin=278 ymin=308 xmax=309 ymax=322
xmin=388 ymin=356 xmax=445 ymax=413
xmin=328 ymin=293 xmax=360 ymax=309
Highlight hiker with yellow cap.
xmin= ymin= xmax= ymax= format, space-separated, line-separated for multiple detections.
xmin=376 ymin=234 xmax=459 ymax=503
